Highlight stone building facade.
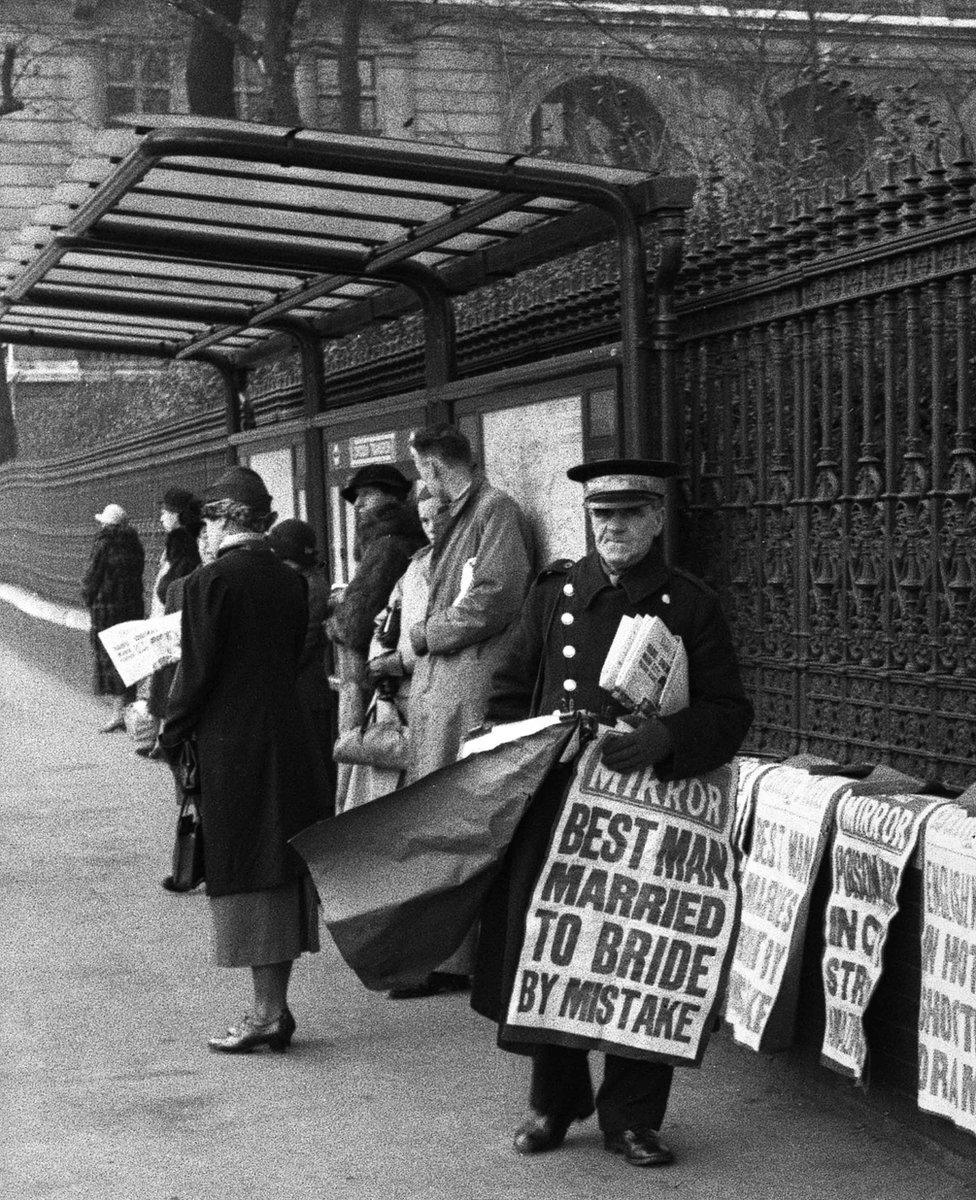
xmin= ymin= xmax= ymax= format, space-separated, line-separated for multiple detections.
xmin=4 ymin=0 xmax=976 ymax=457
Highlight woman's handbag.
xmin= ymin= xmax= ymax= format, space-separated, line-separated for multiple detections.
xmin=169 ymin=792 xmax=204 ymax=891
xmin=333 ymin=693 xmax=410 ymax=772
xmin=339 ymin=759 xmax=403 ymax=812
xmin=176 ymin=738 xmax=201 ymax=796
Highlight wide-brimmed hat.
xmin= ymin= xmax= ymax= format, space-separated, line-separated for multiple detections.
xmin=267 ymin=518 xmax=317 ymax=567
xmin=95 ymin=503 xmax=127 ymax=525
xmin=567 ymin=458 xmax=678 ymax=509
xmin=202 ymin=466 xmax=272 ymax=513
xmin=340 ymin=464 xmax=411 ymax=504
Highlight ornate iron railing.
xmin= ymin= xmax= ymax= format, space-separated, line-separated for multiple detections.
xmin=673 ymin=144 xmax=976 ymax=786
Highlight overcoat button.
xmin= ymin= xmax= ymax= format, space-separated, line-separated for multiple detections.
xmin=561 ymin=613 xmax=574 ymax=626
xmin=563 ymin=679 xmax=577 ymax=692
xmin=662 ymin=593 xmax=671 ymax=605
xmin=562 ymin=583 xmax=575 ymax=597
xmin=563 ymin=646 xmax=576 ymax=658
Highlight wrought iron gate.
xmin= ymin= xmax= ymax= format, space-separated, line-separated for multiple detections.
xmin=670 ymin=150 xmax=976 ymax=786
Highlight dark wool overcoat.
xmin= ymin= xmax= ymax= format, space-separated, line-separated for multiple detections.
xmin=329 ymin=500 xmax=426 ymax=655
xmin=296 ymin=566 xmax=337 ymax=802
xmin=81 ymin=523 xmax=145 ymax=695
xmin=148 ymin=573 xmax=190 ymax=721
xmin=147 ymin=532 xmax=202 ymax=720
xmin=470 ymin=543 xmax=754 ymax=1042
xmin=156 ymin=526 xmax=201 ymax=606
xmin=162 ymin=540 xmax=328 ymax=897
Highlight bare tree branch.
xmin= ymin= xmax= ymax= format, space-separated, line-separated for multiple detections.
xmin=260 ymin=0 xmax=302 ymax=124
xmin=339 ymin=0 xmax=364 ymax=133
xmin=165 ymin=0 xmax=263 ymax=64
xmin=0 ymin=44 xmax=24 ymax=117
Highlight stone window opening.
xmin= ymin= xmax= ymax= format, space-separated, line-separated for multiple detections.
xmin=234 ymin=54 xmax=264 ymax=122
xmin=315 ymin=54 xmax=378 ymax=133
xmin=103 ymin=42 xmax=172 ymax=119
xmin=772 ymin=81 xmax=881 ymax=177
xmin=528 ymin=74 xmax=667 ymax=170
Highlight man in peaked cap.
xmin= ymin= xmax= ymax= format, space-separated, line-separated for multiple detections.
xmin=470 ymin=458 xmax=753 ymax=1170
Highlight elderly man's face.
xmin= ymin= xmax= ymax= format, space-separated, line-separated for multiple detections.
xmin=589 ymin=501 xmax=663 ymax=574
xmin=354 ymin=485 xmax=389 ymax=519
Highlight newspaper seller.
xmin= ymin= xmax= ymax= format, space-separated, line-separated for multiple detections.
xmin=470 ymin=458 xmax=753 ymax=1169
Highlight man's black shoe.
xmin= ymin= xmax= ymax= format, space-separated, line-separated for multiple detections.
xmin=603 ymin=1128 xmax=674 ymax=1167
xmin=513 ymin=1110 xmax=575 ymax=1155
xmin=387 ymin=981 xmax=439 ymax=999
xmin=387 ymin=972 xmax=470 ymax=999
xmin=161 ymin=875 xmax=198 ymax=893
xmin=427 ymin=971 xmax=470 ymax=994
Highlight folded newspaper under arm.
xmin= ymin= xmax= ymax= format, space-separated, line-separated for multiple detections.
xmin=599 ymin=613 xmax=689 ymax=716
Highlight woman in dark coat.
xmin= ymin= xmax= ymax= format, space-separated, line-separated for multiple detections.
xmin=328 ymin=471 xmax=426 ymax=656
xmin=81 ymin=502 xmax=145 ymax=732
xmin=267 ymin=518 xmax=337 ymax=803
xmin=161 ymin=467 xmax=327 ymax=1054
xmin=146 ymin=488 xmax=203 ymax=731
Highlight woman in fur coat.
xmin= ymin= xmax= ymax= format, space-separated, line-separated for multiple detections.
xmin=81 ymin=502 xmax=145 ymax=732
xmin=327 ymin=465 xmax=425 ymax=812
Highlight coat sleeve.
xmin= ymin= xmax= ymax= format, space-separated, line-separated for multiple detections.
xmin=656 ymin=591 xmax=754 ymax=781
xmin=482 ymin=578 xmax=553 ymax=723
xmin=160 ymin=570 xmax=229 ymax=746
xmin=423 ymin=504 xmax=532 ymax=656
xmin=330 ymin=537 xmax=411 ymax=654
xmin=80 ymin=542 xmax=106 ymax=606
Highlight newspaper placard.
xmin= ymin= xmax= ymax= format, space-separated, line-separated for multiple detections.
xmin=725 ymin=766 xmax=849 ymax=1052
xmin=731 ymin=756 xmax=780 ymax=859
xmin=502 ymin=732 xmax=738 ymax=1066
xmin=918 ymin=804 xmax=976 ymax=1135
xmin=821 ymin=791 xmax=947 ymax=1081
xmin=97 ymin=611 xmax=182 ymax=688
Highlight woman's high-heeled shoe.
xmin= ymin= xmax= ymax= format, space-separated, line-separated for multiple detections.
xmin=208 ymin=1007 xmax=296 ymax=1054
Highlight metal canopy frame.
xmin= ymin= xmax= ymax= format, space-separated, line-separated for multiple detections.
xmin=0 ymin=117 xmax=695 ymax=468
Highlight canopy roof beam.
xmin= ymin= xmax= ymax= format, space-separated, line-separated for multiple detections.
xmin=0 ymin=119 xmax=697 ymax=458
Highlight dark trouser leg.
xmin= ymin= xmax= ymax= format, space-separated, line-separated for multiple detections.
xmin=529 ymin=1043 xmax=595 ymax=1119
xmin=596 ymin=1054 xmax=674 ymax=1133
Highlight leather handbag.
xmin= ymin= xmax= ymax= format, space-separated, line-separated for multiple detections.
xmin=169 ymin=792 xmax=204 ymax=891
xmin=177 ymin=738 xmax=201 ymax=797
xmin=333 ymin=693 xmax=410 ymax=772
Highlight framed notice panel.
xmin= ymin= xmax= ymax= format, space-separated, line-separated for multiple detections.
xmin=459 ymin=365 xmax=620 ymax=569
xmin=481 ymin=394 xmax=586 ymax=565
xmin=238 ymin=437 xmax=306 ymax=523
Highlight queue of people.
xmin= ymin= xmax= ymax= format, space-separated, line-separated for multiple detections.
xmin=81 ymin=425 xmax=751 ymax=1171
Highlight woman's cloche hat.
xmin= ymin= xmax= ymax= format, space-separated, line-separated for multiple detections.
xmin=267 ymin=518 xmax=318 ymax=568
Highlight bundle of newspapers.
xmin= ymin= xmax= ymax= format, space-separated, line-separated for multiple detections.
xmin=599 ymin=614 xmax=689 ymax=716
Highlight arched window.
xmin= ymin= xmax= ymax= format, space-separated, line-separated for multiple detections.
xmin=775 ymin=82 xmax=880 ymax=175
xmin=529 ymin=74 xmax=667 ymax=169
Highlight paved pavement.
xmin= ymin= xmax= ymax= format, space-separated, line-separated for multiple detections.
xmin=1 ymin=632 xmax=974 ymax=1200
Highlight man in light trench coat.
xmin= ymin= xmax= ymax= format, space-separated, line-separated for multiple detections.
xmin=399 ymin=423 xmax=535 ymax=996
